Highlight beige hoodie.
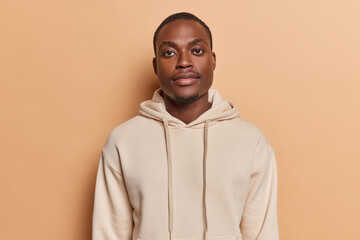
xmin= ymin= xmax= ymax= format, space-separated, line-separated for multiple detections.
xmin=92 ymin=89 xmax=279 ymax=240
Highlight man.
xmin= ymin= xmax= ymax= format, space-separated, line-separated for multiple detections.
xmin=92 ymin=12 xmax=279 ymax=240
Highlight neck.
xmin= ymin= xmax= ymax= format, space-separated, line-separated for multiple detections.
xmin=163 ymin=92 xmax=212 ymax=124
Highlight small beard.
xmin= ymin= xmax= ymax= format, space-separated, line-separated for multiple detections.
xmin=174 ymin=93 xmax=200 ymax=104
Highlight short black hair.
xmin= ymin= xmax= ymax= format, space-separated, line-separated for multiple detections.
xmin=153 ymin=12 xmax=213 ymax=55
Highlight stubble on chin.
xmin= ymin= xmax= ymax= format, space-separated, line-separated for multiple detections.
xmin=174 ymin=93 xmax=200 ymax=104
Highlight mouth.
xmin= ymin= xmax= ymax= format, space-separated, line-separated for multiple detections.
xmin=172 ymin=72 xmax=200 ymax=86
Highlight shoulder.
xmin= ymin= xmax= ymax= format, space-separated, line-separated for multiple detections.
xmin=231 ymin=118 xmax=265 ymax=136
xmin=101 ymin=116 xmax=155 ymax=166
xmin=223 ymin=117 xmax=274 ymax=172
xmin=104 ymin=115 xmax=155 ymax=148
xmin=102 ymin=114 xmax=163 ymax=150
xmin=219 ymin=117 xmax=269 ymax=144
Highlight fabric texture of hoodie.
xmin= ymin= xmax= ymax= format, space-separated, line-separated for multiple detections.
xmin=92 ymin=89 xmax=279 ymax=240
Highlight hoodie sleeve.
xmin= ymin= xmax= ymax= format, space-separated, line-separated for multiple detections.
xmin=240 ymin=141 xmax=279 ymax=240
xmin=92 ymin=150 xmax=134 ymax=240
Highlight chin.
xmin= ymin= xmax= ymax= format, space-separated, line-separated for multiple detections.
xmin=174 ymin=93 xmax=200 ymax=104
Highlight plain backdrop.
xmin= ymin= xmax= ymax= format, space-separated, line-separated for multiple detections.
xmin=1 ymin=0 xmax=359 ymax=239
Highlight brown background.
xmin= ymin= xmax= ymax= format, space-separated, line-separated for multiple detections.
xmin=1 ymin=0 xmax=359 ymax=239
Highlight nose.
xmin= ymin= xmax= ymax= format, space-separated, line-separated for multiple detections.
xmin=176 ymin=52 xmax=193 ymax=69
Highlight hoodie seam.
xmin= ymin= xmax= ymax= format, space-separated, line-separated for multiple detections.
xmin=102 ymin=151 xmax=122 ymax=176
xmin=252 ymin=148 xmax=273 ymax=175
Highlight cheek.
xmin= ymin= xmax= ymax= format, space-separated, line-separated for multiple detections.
xmin=200 ymin=59 xmax=214 ymax=77
xmin=157 ymin=59 xmax=176 ymax=74
xmin=156 ymin=62 xmax=174 ymax=89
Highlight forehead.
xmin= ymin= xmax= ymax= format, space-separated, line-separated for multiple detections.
xmin=156 ymin=20 xmax=210 ymax=47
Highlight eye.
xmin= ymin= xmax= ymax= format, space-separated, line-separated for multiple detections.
xmin=163 ymin=50 xmax=176 ymax=57
xmin=192 ymin=48 xmax=204 ymax=55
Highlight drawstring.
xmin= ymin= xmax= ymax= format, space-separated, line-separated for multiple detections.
xmin=162 ymin=119 xmax=211 ymax=240
xmin=162 ymin=118 xmax=174 ymax=240
xmin=203 ymin=120 xmax=210 ymax=240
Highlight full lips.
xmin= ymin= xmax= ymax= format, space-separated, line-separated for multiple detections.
xmin=173 ymin=78 xmax=199 ymax=86
xmin=172 ymin=72 xmax=200 ymax=86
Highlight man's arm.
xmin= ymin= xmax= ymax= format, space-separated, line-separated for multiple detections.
xmin=92 ymin=151 xmax=134 ymax=240
xmin=240 ymin=148 xmax=279 ymax=240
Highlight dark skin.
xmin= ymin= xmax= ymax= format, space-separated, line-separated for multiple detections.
xmin=153 ymin=20 xmax=216 ymax=124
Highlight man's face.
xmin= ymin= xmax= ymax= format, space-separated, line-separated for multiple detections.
xmin=153 ymin=20 xmax=216 ymax=103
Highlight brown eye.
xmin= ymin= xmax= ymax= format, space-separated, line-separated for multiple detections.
xmin=163 ymin=50 xmax=176 ymax=57
xmin=192 ymin=49 xmax=204 ymax=55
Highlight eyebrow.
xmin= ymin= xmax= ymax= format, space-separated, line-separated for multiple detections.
xmin=158 ymin=41 xmax=176 ymax=50
xmin=158 ymin=38 xmax=208 ymax=50
xmin=188 ymin=38 xmax=208 ymax=46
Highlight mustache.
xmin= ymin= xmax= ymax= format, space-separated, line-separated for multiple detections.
xmin=171 ymin=71 xmax=200 ymax=80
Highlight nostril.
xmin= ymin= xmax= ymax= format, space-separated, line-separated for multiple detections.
xmin=176 ymin=64 xmax=192 ymax=69
xmin=176 ymin=61 xmax=193 ymax=69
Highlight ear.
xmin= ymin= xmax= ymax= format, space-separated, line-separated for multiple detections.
xmin=152 ymin=57 xmax=158 ymax=75
xmin=211 ymin=52 xmax=216 ymax=70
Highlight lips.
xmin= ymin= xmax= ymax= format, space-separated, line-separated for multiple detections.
xmin=172 ymin=72 xmax=200 ymax=86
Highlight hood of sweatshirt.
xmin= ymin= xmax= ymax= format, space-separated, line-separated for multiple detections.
xmin=138 ymin=88 xmax=240 ymax=240
xmin=139 ymin=89 xmax=240 ymax=128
